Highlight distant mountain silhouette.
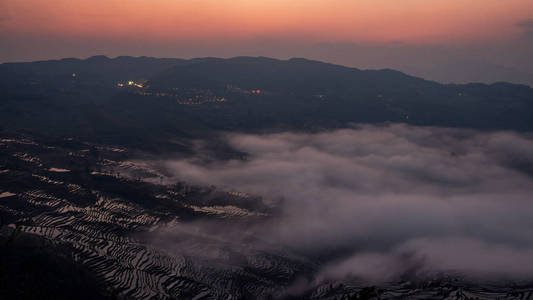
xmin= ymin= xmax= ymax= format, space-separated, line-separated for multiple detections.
xmin=149 ymin=56 xmax=436 ymax=93
xmin=0 ymin=56 xmax=532 ymax=149
xmin=0 ymin=56 xmax=187 ymax=87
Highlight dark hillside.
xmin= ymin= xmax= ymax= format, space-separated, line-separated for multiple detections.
xmin=1 ymin=56 xmax=532 ymax=150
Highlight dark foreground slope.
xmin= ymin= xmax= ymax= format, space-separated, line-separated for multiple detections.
xmin=1 ymin=56 xmax=532 ymax=149
xmin=2 ymin=133 xmax=533 ymax=299
xmin=1 ymin=227 xmax=111 ymax=300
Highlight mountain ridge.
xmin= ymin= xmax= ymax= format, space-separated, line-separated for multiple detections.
xmin=0 ymin=56 xmax=532 ymax=150
xmin=3 ymin=55 xmax=532 ymax=89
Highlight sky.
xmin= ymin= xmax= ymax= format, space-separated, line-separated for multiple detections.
xmin=1 ymin=0 xmax=533 ymax=84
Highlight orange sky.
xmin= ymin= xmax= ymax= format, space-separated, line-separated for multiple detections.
xmin=1 ymin=0 xmax=533 ymax=44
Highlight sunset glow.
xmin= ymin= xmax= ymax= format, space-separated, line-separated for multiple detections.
xmin=1 ymin=0 xmax=533 ymax=85
xmin=2 ymin=0 xmax=532 ymax=44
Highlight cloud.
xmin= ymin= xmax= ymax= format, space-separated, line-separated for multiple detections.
xmin=150 ymin=124 xmax=533 ymax=283
xmin=318 ymin=237 xmax=533 ymax=284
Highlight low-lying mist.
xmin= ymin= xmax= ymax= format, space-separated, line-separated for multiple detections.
xmin=148 ymin=124 xmax=533 ymax=284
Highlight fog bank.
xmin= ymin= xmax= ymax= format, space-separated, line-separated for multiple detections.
xmin=155 ymin=124 xmax=533 ymax=282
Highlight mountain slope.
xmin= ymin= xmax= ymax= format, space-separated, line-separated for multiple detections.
xmin=0 ymin=56 xmax=532 ymax=149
